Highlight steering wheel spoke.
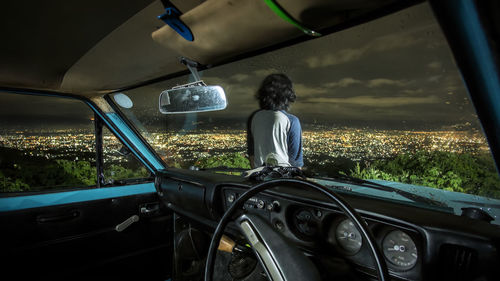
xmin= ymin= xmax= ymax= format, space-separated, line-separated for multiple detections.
xmin=236 ymin=213 xmax=321 ymax=281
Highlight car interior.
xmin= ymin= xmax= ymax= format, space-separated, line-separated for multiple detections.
xmin=1 ymin=0 xmax=500 ymax=281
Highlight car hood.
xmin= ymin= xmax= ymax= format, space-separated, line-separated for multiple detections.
xmin=311 ymin=178 xmax=500 ymax=225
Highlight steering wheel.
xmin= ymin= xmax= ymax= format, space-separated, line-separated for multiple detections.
xmin=204 ymin=178 xmax=389 ymax=281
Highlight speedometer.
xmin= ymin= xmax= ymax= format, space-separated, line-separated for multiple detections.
xmin=382 ymin=230 xmax=418 ymax=270
xmin=334 ymin=218 xmax=362 ymax=254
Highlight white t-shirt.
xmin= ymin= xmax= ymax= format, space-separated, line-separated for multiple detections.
xmin=247 ymin=110 xmax=303 ymax=167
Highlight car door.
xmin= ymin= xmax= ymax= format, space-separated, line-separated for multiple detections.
xmin=0 ymin=92 xmax=172 ymax=280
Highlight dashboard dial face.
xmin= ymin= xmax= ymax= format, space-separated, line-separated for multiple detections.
xmin=335 ymin=218 xmax=362 ymax=254
xmin=382 ymin=230 xmax=418 ymax=270
xmin=293 ymin=209 xmax=318 ymax=239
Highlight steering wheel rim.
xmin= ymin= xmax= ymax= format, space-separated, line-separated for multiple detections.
xmin=204 ymin=178 xmax=389 ymax=281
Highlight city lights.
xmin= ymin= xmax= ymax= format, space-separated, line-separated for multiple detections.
xmin=0 ymin=128 xmax=489 ymax=166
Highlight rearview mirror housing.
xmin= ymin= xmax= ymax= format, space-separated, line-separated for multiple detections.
xmin=159 ymin=85 xmax=227 ymax=114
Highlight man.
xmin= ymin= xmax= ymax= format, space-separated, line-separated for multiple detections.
xmin=247 ymin=73 xmax=303 ymax=168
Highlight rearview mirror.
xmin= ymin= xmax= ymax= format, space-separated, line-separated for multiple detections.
xmin=159 ymin=85 xmax=227 ymax=114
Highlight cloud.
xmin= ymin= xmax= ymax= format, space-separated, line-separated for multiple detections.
xmin=292 ymin=102 xmax=426 ymax=121
xmin=304 ymin=32 xmax=423 ymax=68
xmin=367 ymin=78 xmax=408 ymax=88
xmin=305 ymin=95 xmax=440 ymax=107
xmin=294 ymin=83 xmax=329 ymax=97
xmin=305 ymin=48 xmax=366 ymax=68
xmin=253 ymin=68 xmax=278 ymax=77
xmin=371 ymin=33 xmax=422 ymax=52
xmin=401 ymin=88 xmax=424 ymax=95
xmin=325 ymin=77 xmax=362 ymax=88
xmin=439 ymin=74 xmax=463 ymax=92
xmin=325 ymin=77 xmax=409 ymax=88
xmin=428 ymin=75 xmax=442 ymax=83
xmin=427 ymin=61 xmax=442 ymax=69
xmin=202 ymin=76 xmax=256 ymax=103
xmin=230 ymin=74 xmax=249 ymax=82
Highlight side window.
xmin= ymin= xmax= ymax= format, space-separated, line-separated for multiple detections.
xmin=0 ymin=93 xmax=152 ymax=194
xmin=101 ymin=126 xmax=151 ymax=185
xmin=0 ymin=93 xmax=97 ymax=192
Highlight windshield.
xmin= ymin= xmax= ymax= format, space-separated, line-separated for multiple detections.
xmin=110 ymin=3 xmax=500 ymax=221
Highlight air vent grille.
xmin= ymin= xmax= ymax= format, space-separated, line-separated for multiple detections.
xmin=439 ymin=244 xmax=478 ymax=281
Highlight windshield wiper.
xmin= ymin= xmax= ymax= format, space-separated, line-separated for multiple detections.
xmin=311 ymin=173 xmax=449 ymax=208
xmin=197 ymin=166 xmax=448 ymax=207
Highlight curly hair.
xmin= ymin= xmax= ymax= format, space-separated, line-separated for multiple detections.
xmin=256 ymin=74 xmax=296 ymax=110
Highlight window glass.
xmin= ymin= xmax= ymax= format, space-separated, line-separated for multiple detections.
xmin=0 ymin=94 xmax=96 ymax=192
xmin=102 ymin=126 xmax=151 ymax=185
xmin=112 ymin=2 xmax=500 ymax=210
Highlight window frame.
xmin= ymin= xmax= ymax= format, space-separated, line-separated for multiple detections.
xmin=0 ymin=89 xmax=160 ymax=196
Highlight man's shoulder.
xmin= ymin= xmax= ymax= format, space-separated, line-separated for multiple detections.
xmin=251 ymin=110 xmax=299 ymax=127
xmin=248 ymin=109 xmax=262 ymax=118
xmin=279 ymin=110 xmax=300 ymax=123
xmin=248 ymin=109 xmax=263 ymax=125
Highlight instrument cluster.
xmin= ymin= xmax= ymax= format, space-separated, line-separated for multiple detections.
xmin=325 ymin=215 xmax=420 ymax=270
xmin=285 ymin=204 xmax=422 ymax=276
xmin=223 ymin=188 xmax=423 ymax=278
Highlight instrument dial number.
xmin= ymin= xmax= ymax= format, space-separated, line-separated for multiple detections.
xmin=333 ymin=218 xmax=363 ymax=254
xmin=382 ymin=230 xmax=418 ymax=270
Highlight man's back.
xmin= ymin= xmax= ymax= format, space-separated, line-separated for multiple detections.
xmin=248 ymin=109 xmax=303 ymax=167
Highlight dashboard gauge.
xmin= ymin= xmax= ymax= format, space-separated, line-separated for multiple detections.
xmin=292 ymin=209 xmax=319 ymax=239
xmin=382 ymin=230 xmax=418 ymax=270
xmin=334 ymin=218 xmax=363 ymax=254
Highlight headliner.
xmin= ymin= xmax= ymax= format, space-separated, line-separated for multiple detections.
xmin=0 ymin=0 xmax=417 ymax=96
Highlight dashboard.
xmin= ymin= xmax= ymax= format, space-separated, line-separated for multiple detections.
xmin=218 ymin=183 xmax=500 ymax=281
xmin=222 ymin=186 xmax=424 ymax=280
xmin=156 ymin=169 xmax=500 ymax=281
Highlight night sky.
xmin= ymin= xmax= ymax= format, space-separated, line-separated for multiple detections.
xmin=0 ymin=94 xmax=94 ymax=129
xmin=203 ymin=3 xmax=477 ymax=130
xmin=0 ymin=3 xmax=482 ymax=132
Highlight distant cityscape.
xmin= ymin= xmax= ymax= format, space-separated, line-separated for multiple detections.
xmin=0 ymin=127 xmax=491 ymax=167
xmin=0 ymin=129 xmax=123 ymax=162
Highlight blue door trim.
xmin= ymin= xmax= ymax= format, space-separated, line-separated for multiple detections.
xmin=106 ymin=112 xmax=165 ymax=170
xmin=0 ymin=183 xmax=156 ymax=212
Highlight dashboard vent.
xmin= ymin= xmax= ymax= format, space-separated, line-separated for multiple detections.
xmin=438 ymin=244 xmax=478 ymax=281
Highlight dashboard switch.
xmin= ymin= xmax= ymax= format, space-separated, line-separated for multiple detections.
xmin=274 ymin=220 xmax=285 ymax=231
xmin=269 ymin=200 xmax=281 ymax=212
xmin=257 ymin=200 xmax=265 ymax=209
xmin=316 ymin=210 xmax=323 ymax=218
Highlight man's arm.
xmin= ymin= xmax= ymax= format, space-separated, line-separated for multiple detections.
xmin=247 ymin=111 xmax=256 ymax=168
xmin=287 ymin=115 xmax=304 ymax=167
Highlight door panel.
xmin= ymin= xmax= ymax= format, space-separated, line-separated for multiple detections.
xmin=0 ymin=185 xmax=172 ymax=280
xmin=0 ymin=92 xmax=172 ymax=280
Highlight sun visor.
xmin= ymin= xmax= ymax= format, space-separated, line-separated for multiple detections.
xmin=151 ymin=0 xmax=302 ymax=65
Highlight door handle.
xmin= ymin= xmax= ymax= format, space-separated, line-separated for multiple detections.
xmin=115 ymin=215 xmax=139 ymax=232
xmin=140 ymin=202 xmax=160 ymax=215
xmin=37 ymin=210 xmax=79 ymax=223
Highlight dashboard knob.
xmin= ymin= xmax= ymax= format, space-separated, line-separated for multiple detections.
xmin=257 ymin=200 xmax=265 ymax=209
xmin=269 ymin=200 xmax=281 ymax=212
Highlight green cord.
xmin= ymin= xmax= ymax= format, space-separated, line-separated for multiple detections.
xmin=263 ymin=0 xmax=321 ymax=37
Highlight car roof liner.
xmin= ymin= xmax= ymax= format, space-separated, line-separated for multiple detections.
xmin=151 ymin=0 xmax=399 ymax=67
xmin=0 ymin=0 xmax=415 ymax=96
xmin=0 ymin=0 xmax=157 ymax=94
